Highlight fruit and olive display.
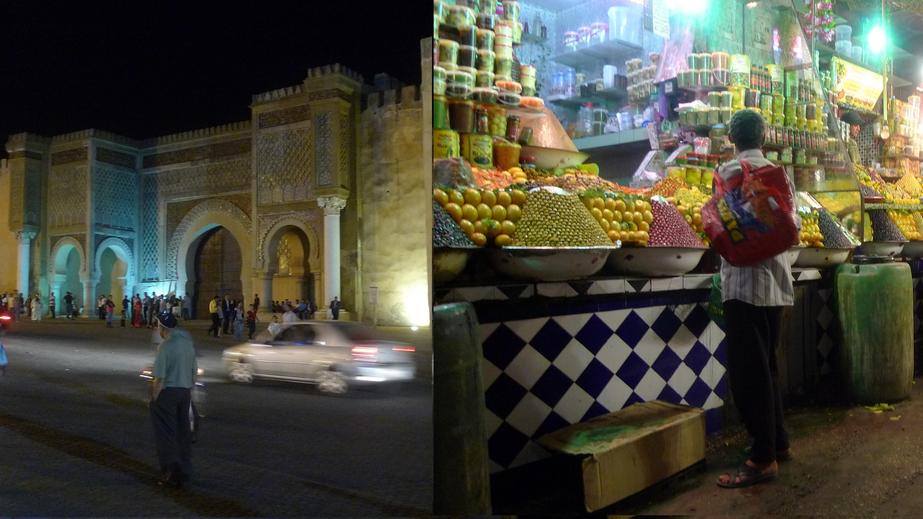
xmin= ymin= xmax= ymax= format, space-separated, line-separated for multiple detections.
xmin=798 ymin=211 xmax=825 ymax=248
xmin=868 ymin=209 xmax=906 ymax=242
xmin=433 ymin=201 xmax=475 ymax=248
xmin=580 ymin=193 xmax=652 ymax=246
xmin=513 ymin=190 xmax=611 ymax=247
xmin=433 ymin=185 xmax=525 ymax=247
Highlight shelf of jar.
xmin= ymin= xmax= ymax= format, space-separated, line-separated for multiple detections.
xmin=572 ymin=127 xmax=650 ymax=151
xmin=547 ymin=87 xmax=629 ymax=109
xmin=865 ymin=203 xmax=923 ymax=211
xmin=552 ymin=38 xmax=644 ymax=70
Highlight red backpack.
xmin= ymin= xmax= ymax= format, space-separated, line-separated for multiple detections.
xmin=702 ymin=160 xmax=798 ymax=266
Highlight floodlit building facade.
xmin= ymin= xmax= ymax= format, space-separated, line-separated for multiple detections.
xmin=0 ymin=59 xmax=430 ymax=327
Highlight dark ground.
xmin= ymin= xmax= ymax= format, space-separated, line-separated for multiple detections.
xmin=492 ymin=377 xmax=923 ymax=517
xmin=0 ymin=318 xmax=432 ymax=516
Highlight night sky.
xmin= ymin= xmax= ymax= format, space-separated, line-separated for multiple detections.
xmin=0 ymin=1 xmax=429 ymax=150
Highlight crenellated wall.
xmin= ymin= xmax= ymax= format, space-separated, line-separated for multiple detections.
xmin=358 ymin=79 xmax=428 ymax=327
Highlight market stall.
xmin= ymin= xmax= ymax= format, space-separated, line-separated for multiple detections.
xmin=433 ymin=0 xmax=923 ymax=474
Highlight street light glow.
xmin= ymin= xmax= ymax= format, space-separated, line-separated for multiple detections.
xmin=869 ymin=24 xmax=887 ymax=54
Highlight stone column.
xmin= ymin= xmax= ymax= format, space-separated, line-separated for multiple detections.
xmin=16 ymin=231 xmax=36 ymax=297
xmin=259 ymin=272 xmax=273 ymax=313
xmin=81 ymin=275 xmax=99 ymax=318
xmin=317 ymin=196 xmax=347 ymax=311
xmin=51 ymin=273 xmax=66 ymax=317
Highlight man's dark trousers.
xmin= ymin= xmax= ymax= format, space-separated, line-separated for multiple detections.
xmin=150 ymin=387 xmax=193 ymax=481
xmin=723 ymin=299 xmax=789 ymax=464
xmin=209 ymin=313 xmax=220 ymax=337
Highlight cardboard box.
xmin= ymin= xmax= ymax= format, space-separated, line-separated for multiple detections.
xmin=538 ymin=401 xmax=705 ymax=512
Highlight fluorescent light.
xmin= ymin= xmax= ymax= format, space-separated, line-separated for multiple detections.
xmin=356 ymin=376 xmax=386 ymax=382
xmin=746 ymin=1 xmax=759 ymax=7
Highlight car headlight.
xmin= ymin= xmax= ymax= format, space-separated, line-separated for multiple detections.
xmin=197 ymin=368 xmax=205 ymax=376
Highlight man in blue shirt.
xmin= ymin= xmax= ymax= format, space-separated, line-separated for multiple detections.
xmin=149 ymin=311 xmax=198 ymax=488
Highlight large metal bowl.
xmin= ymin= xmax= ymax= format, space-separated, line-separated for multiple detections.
xmin=858 ymin=241 xmax=906 ymax=258
xmin=901 ymin=241 xmax=923 ymax=258
xmin=433 ymin=248 xmax=476 ymax=284
xmin=786 ymin=248 xmax=802 ymax=267
xmin=607 ymin=247 xmax=707 ymax=277
xmin=520 ymin=145 xmax=590 ymax=169
xmin=794 ymin=247 xmax=852 ymax=268
xmin=487 ymin=246 xmax=614 ymax=282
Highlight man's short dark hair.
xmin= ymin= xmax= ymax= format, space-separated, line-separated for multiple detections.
xmin=729 ymin=109 xmax=766 ymax=151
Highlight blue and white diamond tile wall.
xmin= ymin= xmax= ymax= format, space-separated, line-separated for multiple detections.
xmin=480 ymin=302 xmax=727 ymax=471
xmin=816 ymin=288 xmax=836 ymax=376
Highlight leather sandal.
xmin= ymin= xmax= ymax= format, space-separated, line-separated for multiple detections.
xmin=717 ymin=461 xmax=778 ymax=489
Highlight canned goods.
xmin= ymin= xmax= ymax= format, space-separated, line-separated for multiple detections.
xmin=433 ymin=129 xmax=460 ymax=159
xmin=461 ymin=132 xmax=493 ymax=167
xmin=506 ymin=114 xmax=521 ymax=142
xmin=434 ymin=95 xmax=450 ymax=130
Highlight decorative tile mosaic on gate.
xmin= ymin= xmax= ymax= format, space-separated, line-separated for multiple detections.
xmin=479 ymin=300 xmax=727 ymax=471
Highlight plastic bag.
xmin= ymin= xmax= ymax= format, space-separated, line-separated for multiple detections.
xmin=702 ymin=160 xmax=798 ymax=266
xmin=0 ymin=342 xmax=7 ymax=367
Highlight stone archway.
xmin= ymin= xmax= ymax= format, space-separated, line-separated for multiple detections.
xmin=257 ymin=216 xmax=322 ymax=313
xmin=167 ymin=199 xmax=253 ymax=311
xmin=50 ymin=237 xmax=86 ymax=316
xmin=94 ymin=237 xmax=134 ymax=315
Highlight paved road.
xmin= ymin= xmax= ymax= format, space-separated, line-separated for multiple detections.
xmin=0 ymin=319 xmax=432 ymax=516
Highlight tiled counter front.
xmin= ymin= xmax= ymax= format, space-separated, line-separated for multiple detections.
xmin=435 ymin=270 xmax=823 ymax=472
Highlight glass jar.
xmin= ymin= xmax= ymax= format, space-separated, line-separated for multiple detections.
xmin=438 ymin=40 xmax=460 ymax=70
xmin=448 ymin=98 xmax=475 ymax=133
xmin=447 ymin=5 xmax=476 ymax=28
xmin=519 ymin=64 xmax=536 ymax=97
xmin=457 ymin=45 xmax=478 ymax=69
xmin=458 ymin=25 xmax=478 ymax=47
xmin=446 ymin=69 xmax=475 ymax=99
xmin=501 ymin=0 xmax=520 ymax=22
xmin=477 ymin=49 xmax=495 ymax=72
xmin=477 ymin=13 xmax=497 ymax=30
xmin=476 ymin=29 xmax=495 ymax=51
xmin=495 ymin=58 xmax=514 ymax=79
xmin=434 ymin=66 xmax=447 ymax=96
xmin=476 ymin=71 xmax=495 ymax=88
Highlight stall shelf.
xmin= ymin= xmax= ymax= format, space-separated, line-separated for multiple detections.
xmin=435 ymin=268 xmax=825 ymax=471
xmin=571 ymin=127 xmax=649 ymax=150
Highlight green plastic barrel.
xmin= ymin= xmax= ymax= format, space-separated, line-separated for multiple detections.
xmin=835 ymin=262 xmax=913 ymax=404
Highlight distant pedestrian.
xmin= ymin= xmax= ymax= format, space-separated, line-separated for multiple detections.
xmin=181 ymin=297 xmax=191 ymax=321
xmin=148 ymin=311 xmax=197 ymax=489
xmin=207 ymin=296 xmax=221 ymax=337
xmin=64 ymin=291 xmax=74 ymax=320
xmin=267 ymin=315 xmax=281 ymax=337
xmin=105 ymin=298 xmax=115 ymax=328
xmin=222 ymin=296 xmax=233 ymax=335
xmin=122 ymin=296 xmax=130 ymax=327
xmin=282 ymin=305 xmax=297 ymax=324
xmin=330 ymin=297 xmax=341 ymax=321
xmin=246 ymin=305 xmax=257 ymax=340
xmin=12 ymin=293 xmax=22 ymax=322
xmin=253 ymin=294 xmax=260 ymax=313
xmin=233 ymin=304 xmax=244 ymax=340
xmin=133 ymin=296 xmax=143 ymax=328
xmin=0 ymin=318 xmax=8 ymax=375
xmin=49 ymin=292 xmax=56 ymax=319
xmin=31 ymin=294 xmax=41 ymax=321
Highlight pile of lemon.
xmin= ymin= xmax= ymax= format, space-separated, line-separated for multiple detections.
xmin=433 ymin=187 xmax=526 ymax=247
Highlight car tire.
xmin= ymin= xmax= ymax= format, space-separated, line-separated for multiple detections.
xmin=229 ymin=362 xmax=254 ymax=383
xmin=317 ymin=368 xmax=348 ymax=395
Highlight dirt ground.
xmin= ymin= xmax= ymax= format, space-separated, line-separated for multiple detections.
xmin=491 ymin=378 xmax=923 ymax=517
xmin=633 ymin=379 xmax=923 ymax=517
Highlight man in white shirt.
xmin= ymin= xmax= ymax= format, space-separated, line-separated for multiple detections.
xmin=282 ymin=305 xmax=297 ymax=324
xmin=716 ymin=110 xmax=796 ymax=489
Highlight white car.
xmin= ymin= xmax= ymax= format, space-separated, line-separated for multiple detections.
xmin=222 ymin=321 xmax=416 ymax=394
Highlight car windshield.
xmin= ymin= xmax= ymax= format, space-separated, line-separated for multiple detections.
xmin=335 ymin=323 xmax=378 ymax=342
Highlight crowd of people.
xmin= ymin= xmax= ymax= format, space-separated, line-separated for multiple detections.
xmin=0 ymin=290 xmax=343 ymax=336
